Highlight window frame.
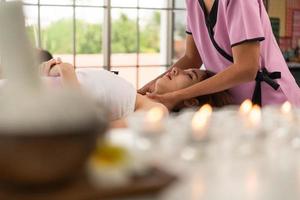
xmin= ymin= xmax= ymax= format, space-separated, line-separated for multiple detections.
xmin=20 ymin=0 xmax=186 ymax=86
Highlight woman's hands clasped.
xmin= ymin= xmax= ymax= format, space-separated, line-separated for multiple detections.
xmin=40 ymin=58 xmax=75 ymax=77
xmin=40 ymin=57 xmax=62 ymax=77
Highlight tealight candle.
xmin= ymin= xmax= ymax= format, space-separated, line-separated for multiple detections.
xmin=181 ymin=105 xmax=212 ymax=161
xmin=281 ymin=101 xmax=292 ymax=114
xmin=239 ymin=99 xmax=253 ymax=116
xmin=191 ymin=104 xmax=212 ymax=141
xmin=280 ymin=101 xmax=293 ymax=122
xmin=236 ymin=105 xmax=263 ymax=156
xmin=248 ymin=105 xmax=262 ymax=129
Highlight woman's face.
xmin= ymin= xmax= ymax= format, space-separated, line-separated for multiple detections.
xmin=154 ymin=68 xmax=207 ymax=94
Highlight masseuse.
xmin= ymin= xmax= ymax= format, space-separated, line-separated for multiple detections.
xmin=139 ymin=0 xmax=300 ymax=108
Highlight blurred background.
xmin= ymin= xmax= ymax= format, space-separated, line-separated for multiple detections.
xmin=4 ymin=0 xmax=300 ymax=87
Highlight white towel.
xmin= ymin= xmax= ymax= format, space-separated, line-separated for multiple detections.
xmin=75 ymin=68 xmax=136 ymax=120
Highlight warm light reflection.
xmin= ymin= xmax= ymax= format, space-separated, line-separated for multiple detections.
xmin=192 ymin=104 xmax=212 ymax=140
xmin=281 ymin=101 xmax=292 ymax=114
xmin=144 ymin=107 xmax=165 ymax=133
xmin=248 ymin=105 xmax=261 ymax=128
xmin=146 ymin=107 xmax=164 ymax=123
xmin=199 ymin=104 xmax=213 ymax=117
xmin=239 ymin=99 xmax=253 ymax=116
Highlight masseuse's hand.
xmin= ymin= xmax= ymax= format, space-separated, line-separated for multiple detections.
xmin=138 ymin=80 xmax=156 ymax=95
xmin=147 ymin=92 xmax=180 ymax=110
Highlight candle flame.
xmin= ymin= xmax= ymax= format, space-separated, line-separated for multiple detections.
xmin=192 ymin=113 xmax=209 ymax=131
xmin=199 ymin=104 xmax=213 ymax=118
xmin=146 ymin=107 xmax=164 ymax=123
xmin=240 ymin=99 xmax=253 ymax=115
xmin=192 ymin=104 xmax=212 ymax=139
xmin=248 ymin=105 xmax=261 ymax=127
xmin=281 ymin=101 xmax=292 ymax=114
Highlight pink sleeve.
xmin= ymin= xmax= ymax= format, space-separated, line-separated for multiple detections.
xmin=226 ymin=0 xmax=265 ymax=47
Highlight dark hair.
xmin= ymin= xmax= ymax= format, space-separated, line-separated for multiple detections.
xmin=195 ymin=90 xmax=232 ymax=108
xmin=36 ymin=48 xmax=53 ymax=64
xmin=172 ymin=70 xmax=232 ymax=112
xmin=195 ymin=71 xmax=232 ymax=108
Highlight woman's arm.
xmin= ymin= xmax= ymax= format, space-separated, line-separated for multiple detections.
xmin=177 ymin=42 xmax=260 ymax=100
xmin=171 ymin=34 xmax=203 ymax=70
xmin=148 ymin=42 xmax=260 ymax=109
xmin=138 ymin=34 xmax=203 ymax=94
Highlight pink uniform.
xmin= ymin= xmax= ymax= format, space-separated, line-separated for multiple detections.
xmin=186 ymin=0 xmax=300 ymax=107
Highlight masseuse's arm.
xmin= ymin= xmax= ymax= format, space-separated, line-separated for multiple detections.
xmin=138 ymin=35 xmax=203 ymax=94
xmin=176 ymin=42 xmax=260 ymax=102
xmin=170 ymin=35 xmax=203 ymax=70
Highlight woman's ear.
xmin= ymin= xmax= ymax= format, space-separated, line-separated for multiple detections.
xmin=183 ymin=98 xmax=200 ymax=108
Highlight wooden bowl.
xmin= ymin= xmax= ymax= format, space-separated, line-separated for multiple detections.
xmin=0 ymin=124 xmax=107 ymax=188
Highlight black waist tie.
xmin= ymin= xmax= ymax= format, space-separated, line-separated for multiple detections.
xmin=252 ymin=68 xmax=281 ymax=106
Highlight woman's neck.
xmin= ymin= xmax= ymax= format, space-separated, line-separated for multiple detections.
xmin=135 ymin=93 xmax=169 ymax=113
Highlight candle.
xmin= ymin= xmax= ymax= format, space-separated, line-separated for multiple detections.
xmin=239 ymin=99 xmax=253 ymax=116
xmin=281 ymin=101 xmax=292 ymax=114
xmin=191 ymin=104 xmax=212 ymax=141
xmin=236 ymin=105 xmax=262 ymax=156
xmin=144 ymin=107 xmax=165 ymax=134
xmin=248 ymin=105 xmax=262 ymax=129
xmin=280 ymin=101 xmax=293 ymax=122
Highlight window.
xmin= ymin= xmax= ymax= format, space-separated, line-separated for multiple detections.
xmin=20 ymin=0 xmax=187 ymax=88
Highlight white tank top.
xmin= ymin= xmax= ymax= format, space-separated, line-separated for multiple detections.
xmin=75 ymin=68 xmax=136 ymax=120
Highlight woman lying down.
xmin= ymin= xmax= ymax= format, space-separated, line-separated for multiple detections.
xmin=41 ymin=59 xmax=232 ymax=127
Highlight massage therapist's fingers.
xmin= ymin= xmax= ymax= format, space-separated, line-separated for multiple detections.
xmin=138 ymin=81 xmax=155 ymax=95
xmin=138 ymin=82 xmax=151 ymax=95
xmin=138 ymin=87 xmax=147 ymax=95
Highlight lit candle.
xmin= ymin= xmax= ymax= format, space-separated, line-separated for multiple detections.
xmin=248 ymin=105 xmax=262 ymax=129
xmin=191 ymin=104 xmax=212 ymax=141
xmin=237 ymin=105 xmax=262 ymax=156
xmin=239 ymin=99 xmax=253 ymax=116
xmin=280 ymin=101 xmax=293 ymax=122
xmin=281 ymin=101 xmax=292 ymax=114
xmin=144 ymin=107 xmax=165 ymax=134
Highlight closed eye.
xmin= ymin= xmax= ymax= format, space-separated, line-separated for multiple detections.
xmin=187 ymin=73 xmax=193 ymax=80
